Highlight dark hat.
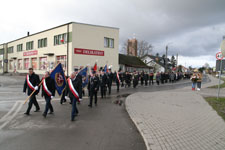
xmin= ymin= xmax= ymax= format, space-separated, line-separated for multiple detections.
xmin=74 ymin=68 xmax=79 ymax=72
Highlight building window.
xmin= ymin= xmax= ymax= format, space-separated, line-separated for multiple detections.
xmin=104 ymin=37 xmax=114 ymax=48
xmin=26 ymin=41 xmax=34 ymax=50
xmin=9 ymin=60 xmax=13 ymax=70
xmin=31 ymin=58 xmax=37 ymax=70
xmin=24 ymin=58 xmax=29 ymax=70
xmin=56 ymin=55 xmax=67 ymax=70
xmin=17 ymin=44 xmax=23 ymax=52
xmin=39 ymin=57 xmax=47 ymax=70
xmin=7 ymin=47 xmax=14 ymax=53
xmin=38 ymin=38 xmax=47 ymax=48
xmin=54 ymin=33 xmax=67 ymax=45
xmin=109 ymin=39 xmax=114 ymax=48
xmin=18 ymin=59 xmax=22 ymax=70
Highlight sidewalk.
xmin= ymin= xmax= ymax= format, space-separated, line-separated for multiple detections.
xmin=126 ymin=75 xmax=225 ymax=150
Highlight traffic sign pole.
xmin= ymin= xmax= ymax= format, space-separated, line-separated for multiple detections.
xmin=217 ymin=59 xmax=223 ymax=100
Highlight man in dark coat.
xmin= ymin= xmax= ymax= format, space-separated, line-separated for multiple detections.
xmin=133 ymin=71 xmax=139 ymax=88
xmin=140 ymin=71 xmax=144 ymax=86
xmin=149 ymin=72 xmax=154 ymax=85
xmin=23 ymin=68 xmax=40 ymax=115
xmin=99 ymin=68 xmax=107 ymax=98
xmin=107 ymin=69 xmax=113 ymax=95
xmin=88 ymin=71 xmax=100 ymax=107
xmin=144 ymin=72 xmax=149 ymax=86
xmin=65 ymin=69 xmax=82 ymax=121
xmin=114 ymin=71 xmax=120 ymax=92
xmin=41 ymin=71 xmax=55 ymax=118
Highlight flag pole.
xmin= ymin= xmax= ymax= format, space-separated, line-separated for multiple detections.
xmin=24 ymin=63 xmax=61 ymax=104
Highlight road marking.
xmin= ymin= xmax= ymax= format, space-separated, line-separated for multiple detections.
xmin=0 ymin=102 xmax=19 ymax=122
xmin=0 ymin=101 xmax=23 ymax=130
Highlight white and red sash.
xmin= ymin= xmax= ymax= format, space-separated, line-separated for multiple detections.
xmin=42 ymin=78 xmax=52 ymax=97
xmin=27 ymin=75 xmax=35 ymax=91
xmin=68 ymin=78 xmax=80 ymax=102
xmin=116 ymin=72 xmax=120 ymax=84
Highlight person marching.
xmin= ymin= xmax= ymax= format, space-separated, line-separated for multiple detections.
xmin=107 ymin=68 xmax=113 ymax=95
xmin=23 ymin=68 xmax=40 ymax=115
xmin=99 ymin=68 xmax=107 ymax=98
xmin=88 ymin=70 xmax=100 ymax=107
xmin=149 ymin=72 xmax=154 ymax=85
xmin=133 ymin=71 xmax=139 ymax=88
xmin=144 ymin=71 xmax=149 ymax=86
xmin=60 ymin=70 xmax=68 ymax=104
xmin=41 ymin=71 xmax=55 ymax=118
xmin=115 ymin=70 xmax=120 ymax=92
xmin=65 ymin=70 xmax=82 ymax=121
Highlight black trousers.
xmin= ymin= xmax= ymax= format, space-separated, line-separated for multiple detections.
xmin=116 ymin=82 xmax=120 ymax=91
xmin=70 ymin=97 xmax=79 ymax=114
xmin=60 ymin=90 xmax=66 ymax=103
xmin=149 ymin=79 xmax=154 ymax=85
xmin=26 ymin=94 xmax=40 ymax=114
xmin=89 ymin=91 xmax=97 ymax=106
xmin=100 ymin=86 xmax=106 ymax=98
xmin=44 ymin=96 xmax=53 ymax=115
xmin=108 ymin=84 xmax=111 ymax=95
xmin=145 ymin=80 xmax=148 ymax=86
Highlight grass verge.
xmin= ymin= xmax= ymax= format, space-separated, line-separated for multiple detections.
xmin=204 ymin=97 xmax=225 ymax=121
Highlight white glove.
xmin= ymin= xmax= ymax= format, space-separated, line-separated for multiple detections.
xmin=65 ymin=96 xmax=69 ymax=99
xmin=23 ymin=92 xmax=26 ymax=95
xmin=34 ymin=86 xmax=38 ymax=90
xmin=79 ymin=99 xmax=82 ymax=101
xmin=51 ymin=96 xmax=54 ymax=99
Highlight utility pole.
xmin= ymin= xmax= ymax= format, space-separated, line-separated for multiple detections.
xmin=176 ymin=53 xmax=178 ymax=68
xmin=165 ymin=45 xmax=168 ymax=72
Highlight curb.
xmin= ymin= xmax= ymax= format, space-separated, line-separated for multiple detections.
xmin=125 ymin=93 xmax=149 ymax=150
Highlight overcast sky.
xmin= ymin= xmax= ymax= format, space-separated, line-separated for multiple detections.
xmin=1 ymin=0 xmax=225 ymax=68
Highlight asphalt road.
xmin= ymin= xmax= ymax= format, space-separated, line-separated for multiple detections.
xmin=0 ymin=75 xmax=205 ymax=150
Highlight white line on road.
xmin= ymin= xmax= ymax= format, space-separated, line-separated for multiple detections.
xmin=0 ymin=102 xmax=23 ymax=130
xmin=0 ymin=102 xmax=19 ymax=121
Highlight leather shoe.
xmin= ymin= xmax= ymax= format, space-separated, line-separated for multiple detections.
xmin=24 ymin=112 xmax=30 ymax=116
xmin=42 ymin=113 xmax=47 ymax=118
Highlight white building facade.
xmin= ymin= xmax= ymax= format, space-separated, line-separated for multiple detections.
xmin=0 ymin=22 xmax=119 ymax=75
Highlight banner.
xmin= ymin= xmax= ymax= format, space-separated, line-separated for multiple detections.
xmin=50 ymin=63 xmax=66 ymax=95
xmin=79 ymin=67 xmax=89 ymax=88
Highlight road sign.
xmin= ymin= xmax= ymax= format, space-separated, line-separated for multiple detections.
xmin=216 ymin=52 xmax=224 ymax=60
xmin=221 ymin=40 xmax=225 ymax=57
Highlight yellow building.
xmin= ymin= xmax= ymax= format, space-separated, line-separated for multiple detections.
xmin=0 ymin=22 xmax=119 ymax=75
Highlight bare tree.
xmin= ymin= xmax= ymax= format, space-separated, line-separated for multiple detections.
xmin=137 ymin=40 xmax=153 ymax=57
xmin=120 ymin=40 xmax=128 ymax=54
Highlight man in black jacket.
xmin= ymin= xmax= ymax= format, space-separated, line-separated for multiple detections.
xmin=107 ymin=69 xmax=113 ymax=95
xmin=65 ymin=69 xmax=82 ymax=121
xmin=88 ymin=71 xmax=99 ymax=107
xmin=99 ymin=68 xmax=107 ymax=98
xmin=41 ymin=71 xmax=56 ymax=118
xmin=23 ymin=68 xmax=40 ymax=115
